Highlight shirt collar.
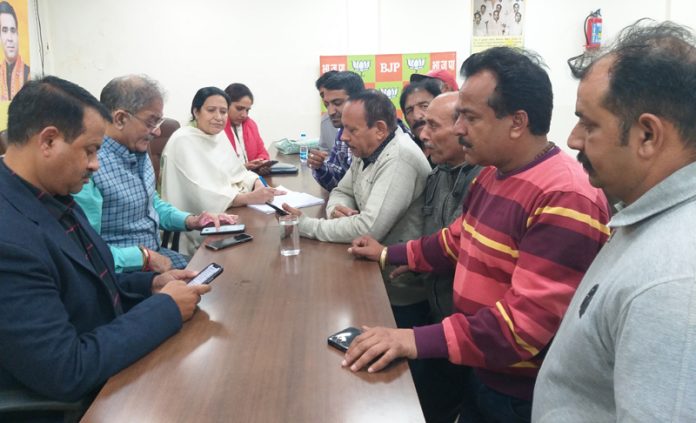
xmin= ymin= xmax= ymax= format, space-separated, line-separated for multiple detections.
xmin=610 ymin=161 xmax=696 ymax=228
xmin=363 ymin=129 xmax=396 ymax=168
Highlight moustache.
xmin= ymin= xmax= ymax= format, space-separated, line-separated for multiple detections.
xmin=82 ymin=171 xmax=93 ymax=180
xmin=576 ymin=152 xmax=594 ymax=173
xmin=458 ymin=136 xmax=472 ymax=148
xmin=411 ymin=120 xmax=426 ymax=131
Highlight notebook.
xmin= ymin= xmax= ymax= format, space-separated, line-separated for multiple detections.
xmin=248 ymin=185 xmax=324 ymax=214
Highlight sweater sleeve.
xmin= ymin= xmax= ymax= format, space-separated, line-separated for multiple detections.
xmin=299 ymin=156 xmax=422 ymax=243
xmin=422 ymin=191 xmax=609 ymax=367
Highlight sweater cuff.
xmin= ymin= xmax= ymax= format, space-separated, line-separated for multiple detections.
xmin=414 ymin=323 xmax=449 ymax=359
xmin=387 ymin=243 xmax=408 ymax=265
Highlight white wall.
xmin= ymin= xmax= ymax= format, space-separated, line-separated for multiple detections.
xmin=28 ymin=0 xmax=696 ymax=152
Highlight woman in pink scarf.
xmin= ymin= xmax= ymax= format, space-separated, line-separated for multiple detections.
xmin=223 ymin=83 xmax=272 ymax=174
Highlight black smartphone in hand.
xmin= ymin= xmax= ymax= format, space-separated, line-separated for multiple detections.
xmin=188 ymin=263 xmax=224 ymax=286
xmin=328 ymin=327 xmax=362 ymax=352
xmin=265 ymin=202 xmax=289 ymax=216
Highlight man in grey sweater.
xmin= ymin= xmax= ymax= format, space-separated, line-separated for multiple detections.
xmin=283 ymin=90 xmax=431 ymax=321
xmin=533 ymin=20 xmax=696 ymax=422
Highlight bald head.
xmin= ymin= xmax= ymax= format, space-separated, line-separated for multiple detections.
xmin=421 ymin=92 xmax=467 ymax=166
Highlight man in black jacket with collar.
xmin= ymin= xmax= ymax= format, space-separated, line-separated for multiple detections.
xmin=0 ymin=76 xmax=209 ymax=422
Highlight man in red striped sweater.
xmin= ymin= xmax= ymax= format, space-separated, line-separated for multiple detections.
xmin=346 ymin=47 xmax=610 ymax=422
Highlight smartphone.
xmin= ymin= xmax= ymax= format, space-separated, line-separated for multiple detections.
xmin=187 ymin=263 xmax=224 ymax=286
xmin=200 ymin=224 xmax=246 ymax=236
xmin=327 ymin=327 xmax=362 ymax=352
xmin=265 ymin=202 xmax=289 ymax=216
xmin=205 ymin=233 xmax=254 ymax=251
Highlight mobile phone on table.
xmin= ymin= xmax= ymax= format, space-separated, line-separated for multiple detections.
xmin=187 ymin=263 xmax=224 ymax=286
xmin=205 ymin=233 xmax=254 ymax=251
xmin=265 ymin=202 xmax=289 ymax=216
xmin=327 ymin=327 xmax=362 ymax=352
xmin=200 ymin=224 xmax=246 ymax=236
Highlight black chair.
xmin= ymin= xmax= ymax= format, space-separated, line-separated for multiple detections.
xmin=0 ymin=388 xmax=88 ymax=423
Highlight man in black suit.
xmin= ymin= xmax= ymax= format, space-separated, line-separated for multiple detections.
xmin=0 ymin=76 xmax=210 ymax=421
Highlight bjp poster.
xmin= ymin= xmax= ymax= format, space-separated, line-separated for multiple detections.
xmin=319 ymin=52 xmax=456 ymax=118
xmin=0 ymin=0 xmax=30 ymax=130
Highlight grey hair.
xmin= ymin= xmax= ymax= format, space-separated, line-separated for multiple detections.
xmin=99 ymin=74 xmax=166 ymax=113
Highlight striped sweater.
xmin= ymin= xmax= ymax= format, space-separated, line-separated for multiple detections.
xmin=388 ymin=147 xmax=610 ymax=400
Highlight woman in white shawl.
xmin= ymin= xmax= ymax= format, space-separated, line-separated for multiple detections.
xmin=161 ymin=87 xmax=283 ymax=254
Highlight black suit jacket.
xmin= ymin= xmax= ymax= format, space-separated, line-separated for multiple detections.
xmin=0 ymin=162 xmax=182 ymax=401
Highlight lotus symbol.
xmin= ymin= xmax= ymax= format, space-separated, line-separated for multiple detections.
xmin=407 ymin=58 xmax=426 ymax=72
xmin=352 ymin=60 xmax=371 ymax=76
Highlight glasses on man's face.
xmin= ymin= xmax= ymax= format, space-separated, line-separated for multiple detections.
xmin=124 ymin=110 xmax=165 ymax=132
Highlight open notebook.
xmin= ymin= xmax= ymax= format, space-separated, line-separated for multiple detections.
xmin=248 ymin=185 xmax=325 ymax=214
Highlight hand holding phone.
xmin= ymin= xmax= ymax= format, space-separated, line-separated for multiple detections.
xmin=187 ymin=263 xmax=224 ymax=286
xmin=200 ymin=224 xmax=246 ymax=236
xmin=265 ymin=202 xmax=289 ymax=216
xmin=328 ymin=327 xmax=362 ymax=352
xmin=205 ymin=233 xmax=254 ymax=251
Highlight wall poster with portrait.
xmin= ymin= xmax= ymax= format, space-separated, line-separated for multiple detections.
xmin=472 ymin=0 xmax=525 ymax=53
xmin=0 ymin=0 xmax=30 ymax=131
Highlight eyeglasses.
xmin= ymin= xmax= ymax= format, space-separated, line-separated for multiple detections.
xmin=124 ymin=110 xmax=165 ymax=131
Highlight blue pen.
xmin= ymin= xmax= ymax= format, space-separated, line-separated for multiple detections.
xmin=258 ymin=176 xmax=269 ymax=187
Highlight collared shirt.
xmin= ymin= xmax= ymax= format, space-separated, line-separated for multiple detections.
xmin=1 ymin=160 xmax=123 ymax=315
xmin=73 ymin=136 xmax=189 ymax=272
xmin=312 ymin=128 xmax=352 ymax=191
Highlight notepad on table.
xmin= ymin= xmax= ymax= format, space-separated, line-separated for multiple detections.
xmin=248 ymin=185 xmax=324 ymax=214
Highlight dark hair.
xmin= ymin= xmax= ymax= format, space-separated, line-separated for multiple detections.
xmin=322 ymin=71 xmax=365 ymax=97
xmin=224 ymin=83 xmax=254 ymax=103
xmin=399 ymin=79 xmax=442 ymax=113
xmin=569 ymin=19 xmax=696 ymax=147
xmin=100 ymin=75 xmax=165 ymax=113
xmin=0 ymin=1 xmax=17 ymax=29
xmin=461 ymin=47 xmax=553 ymax=135
xmin=315 ymin=70 xmax=339 ymax=90
xmin=348 ymin=89 xmax=397 ymax=132
xmin=7 ymin=76 xmax=111 ymax=145
xmin=190 ymin=87 xmax=230 ymax=121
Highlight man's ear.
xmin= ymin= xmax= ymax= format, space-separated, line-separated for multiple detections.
xmin=635 ymin=113 xmax=664 ymax=160
xmin=112 ymin=110 xmax=128 ymax=130
xmin=37 ymin=127 xmax=61 ymax=157
xmin=373 ymin=120 xmax=389 ymax=140
xmin=509 ymin=110 xmax=529 ymax=139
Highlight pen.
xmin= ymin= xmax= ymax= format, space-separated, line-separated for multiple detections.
xmin=258 ymin=176 xmax=269 ymax=187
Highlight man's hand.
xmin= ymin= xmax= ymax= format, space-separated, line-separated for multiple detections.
xmin=307 ymin=149 xmax=328 ymax=170
xmin=148 ymin=250 xmax=173 ymax=273
xmin=152 ymin=269 xmax=197 ymax=292
xmin=186 ymin=212 xmax=238 ymax=230
xmin=347 ymin=235 xmax=384 ymax=262
xmin=331 ymin=205 xmax=359 ymax=219
xmin=342 ymin=326 xmax=417 ymax=373
xmin=389 ymin=265 xmax=410 ymax=279
xmin=246 ymin=187 xmax=284 ymax=204
xmin=159 ymin=280 xmax=211 ymax=321
xmin=281 ymin=203 xmax=302 ymax=217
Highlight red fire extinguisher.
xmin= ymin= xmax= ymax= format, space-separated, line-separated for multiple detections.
xmin=585 ymin=9 xmax=602 ymax=49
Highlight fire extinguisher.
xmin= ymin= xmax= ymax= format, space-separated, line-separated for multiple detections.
xmin=585 ymin=9 xmax=602 ymax=49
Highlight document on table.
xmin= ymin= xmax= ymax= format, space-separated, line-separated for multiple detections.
xmin=248 ymin=185 xmax=325 ymax=214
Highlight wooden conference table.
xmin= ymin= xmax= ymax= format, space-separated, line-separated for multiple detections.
xmin=82 ymin=154 xmax=425 ymax=422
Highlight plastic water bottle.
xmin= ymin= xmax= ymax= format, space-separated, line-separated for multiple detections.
xmin=298 ymin=132 xmax=308 ymax=164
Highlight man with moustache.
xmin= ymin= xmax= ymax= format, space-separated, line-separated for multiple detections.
xmin=0 ymin=1 xmax=29 ymax=101
xmin=399 ymin=78 xmax=441 ymax=151
xmin=346 ymin=47 xmax=610 ymax=422
xmin=74 ymin=75 xmax=235 ymax=273
xmin=315 ymin=70 xmax=339 ymax=151
xmin=307 ymin=71 xmax=364 ymax=191
xmin=534 ymin=20 xmax=696 ymax=421
xmin=0 ymin=76 xmax=209 ymax=421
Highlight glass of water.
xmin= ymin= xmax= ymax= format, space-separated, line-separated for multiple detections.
xmin=279 ymin=214 xmax=300 ymax=256
xmin=299 ymin=145 xmax=309 ymax=164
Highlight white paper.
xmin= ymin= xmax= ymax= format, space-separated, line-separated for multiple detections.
xmin=248 ymin=185 xmax=325 ymax=214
